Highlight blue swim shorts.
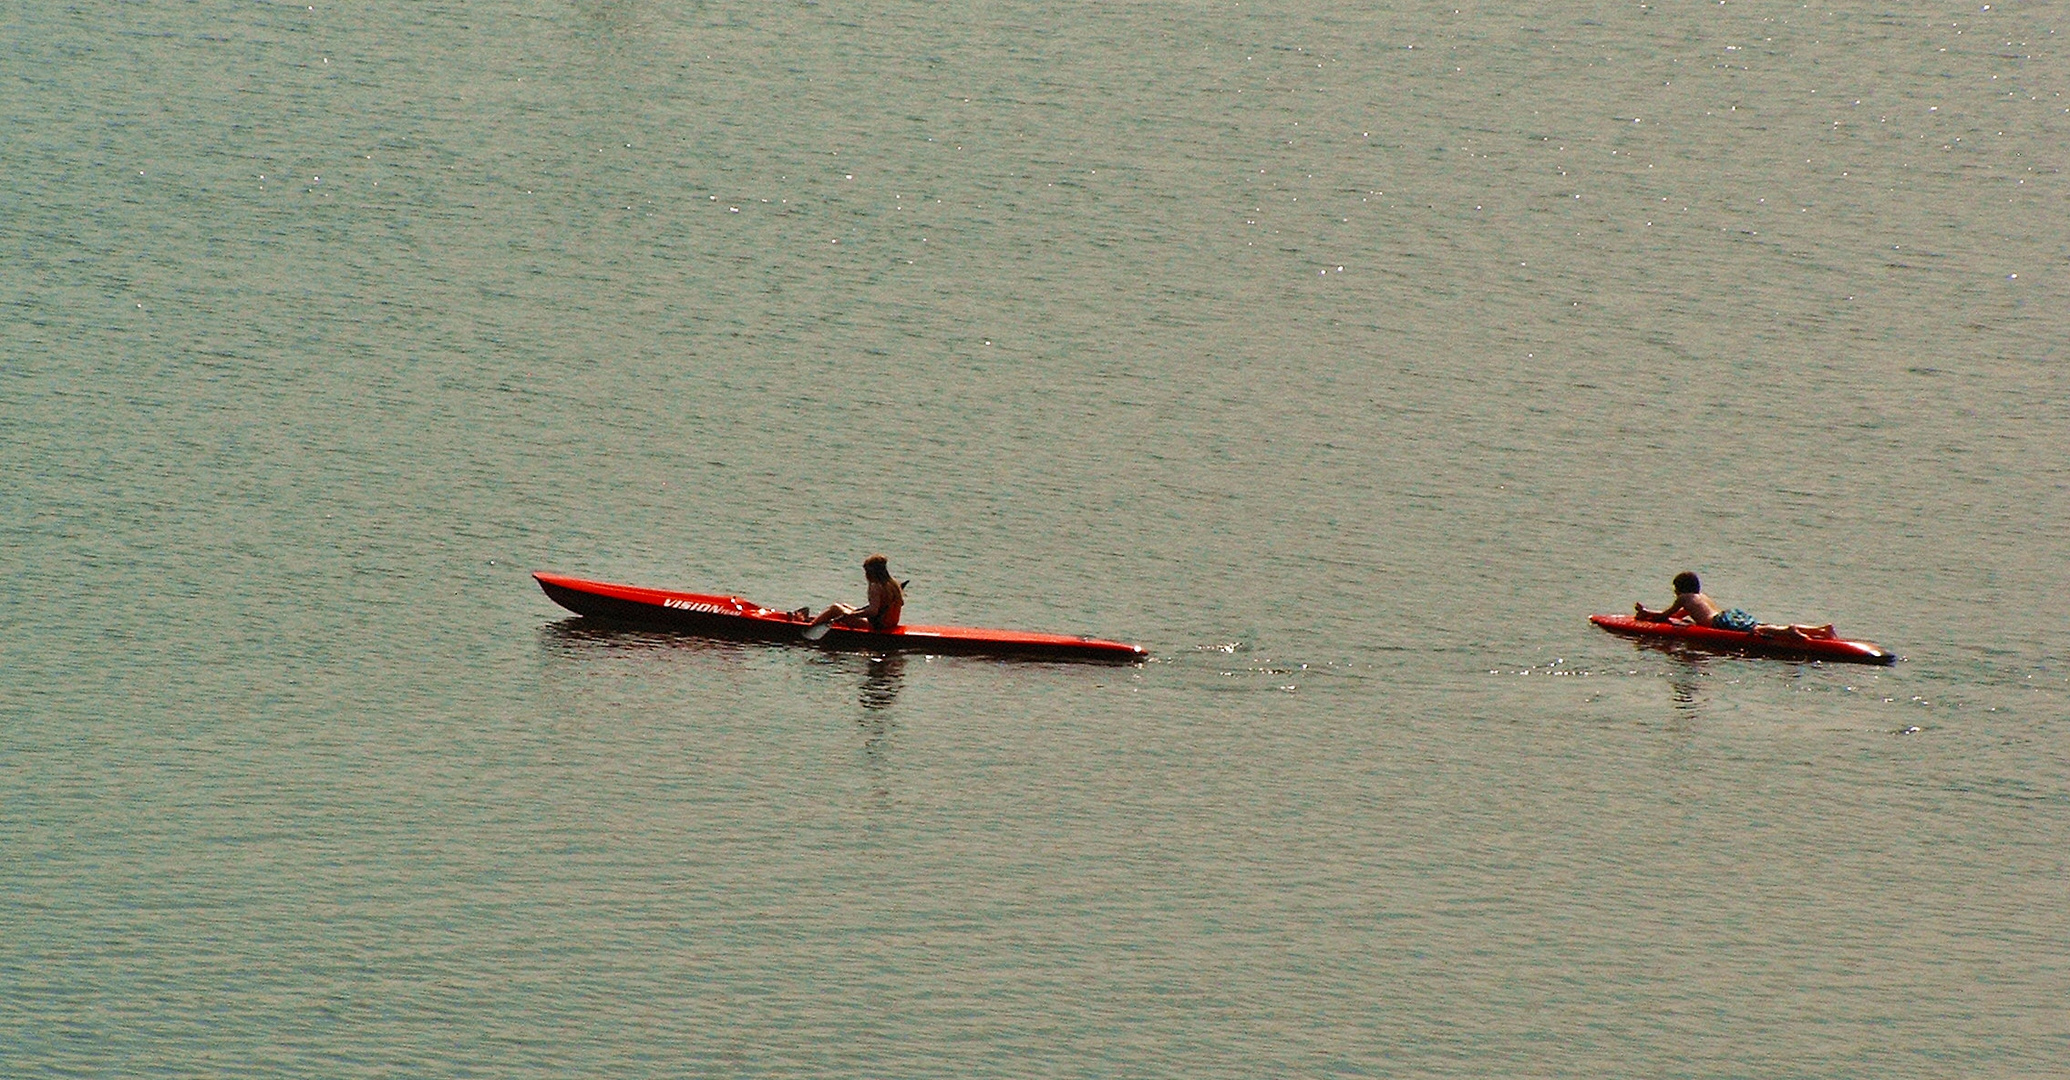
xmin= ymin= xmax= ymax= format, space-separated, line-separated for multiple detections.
xmin=1710 ymin=608 xmax=1759 ymax=633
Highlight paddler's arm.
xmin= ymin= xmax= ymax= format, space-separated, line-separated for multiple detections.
xmin=1634 ymin=600 xmax=1685 ymax=623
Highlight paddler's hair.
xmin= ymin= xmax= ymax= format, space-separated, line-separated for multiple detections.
xmin=1673 ymin=571 xmax=1701 ymax=594
xmin=863 ymin=554 xmax=891 ymax=581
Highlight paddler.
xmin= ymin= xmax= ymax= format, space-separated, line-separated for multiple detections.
xmin=806 ymin=554 xmax=905 ymax=632
xmin=1635 ymin=572 xmax=1835 ymax=641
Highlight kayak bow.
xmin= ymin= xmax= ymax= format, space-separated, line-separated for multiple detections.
xmin=535 ymin=571 xmax=1147 ymax=662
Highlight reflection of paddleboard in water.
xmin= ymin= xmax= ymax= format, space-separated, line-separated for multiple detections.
xmin=1589 ymin=614 xmax=1896 ymax=665
xmin=534 ymin=572 xmax=1147 ymax=662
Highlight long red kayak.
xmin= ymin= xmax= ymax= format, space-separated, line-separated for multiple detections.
xmin=535 ymin=571 xmax=1147 ymax=662
xmin=1590 ymin=613 xmax=1896 ymax=665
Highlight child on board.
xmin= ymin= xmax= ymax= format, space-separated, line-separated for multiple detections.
xmin=1634 ymin=572 xmax=1835 ymax=641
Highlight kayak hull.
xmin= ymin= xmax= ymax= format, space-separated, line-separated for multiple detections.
xmin=535 ymin=572 xmax=1147 ymax=662
xmin=1590 ymin=614 xmax=1896 ymax=666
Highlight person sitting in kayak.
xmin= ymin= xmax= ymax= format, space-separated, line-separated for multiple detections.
xmin=806 ymin=554 xmax=905 ymax=632
xmin=1634 ymin=572 xmax=1835 ymax=641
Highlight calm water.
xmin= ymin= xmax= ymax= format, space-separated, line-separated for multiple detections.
xmin=4 ymin=1 xmax=2067 ymax=1075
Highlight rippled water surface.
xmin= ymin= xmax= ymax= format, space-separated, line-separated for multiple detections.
xmin=5 ymin=1 xmax=2067 ymax=1076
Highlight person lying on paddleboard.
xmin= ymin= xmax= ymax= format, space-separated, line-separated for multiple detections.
xmin=1634 ymin=572 xmax=1835 ymax=641
xmin=806 ymin=554 xmax=905 ymax=632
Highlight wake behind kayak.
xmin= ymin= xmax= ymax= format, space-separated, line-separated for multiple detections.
xmin=535 ymin=571 xmax=1147 ymax=663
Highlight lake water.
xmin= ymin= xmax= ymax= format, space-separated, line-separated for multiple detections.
xmin=4 ymin=1 xmax=2067 ymax=1076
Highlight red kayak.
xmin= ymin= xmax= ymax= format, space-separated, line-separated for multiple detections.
xmin=535 ymin=571 xmax=1147 ymax=662
xmin=1590 ymin=613 xmax=1896 ymax=665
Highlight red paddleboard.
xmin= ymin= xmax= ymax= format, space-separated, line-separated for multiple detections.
xmin=535 ymin=571 xmax=1147 ymax=663
xmin=1590 ymin=613 xmax=1896 ymax=665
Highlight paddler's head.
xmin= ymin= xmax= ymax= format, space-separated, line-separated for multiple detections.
xmin=863 ymin=554 xmax=891 ymax=582
xmin=1673 ymin=571 xmax=1701 ymax=595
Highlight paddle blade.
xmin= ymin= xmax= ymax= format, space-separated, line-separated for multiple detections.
xmin=801 ymin=622 xmax=830 ymax=641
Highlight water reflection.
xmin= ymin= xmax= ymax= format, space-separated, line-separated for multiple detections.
xmin=853 ymin=656 xmax=905 ymax=812
xmin=858 ymin=707 xmax=895 ymax=776
xmin=1607 ymin=637 xmax=1716 ymax=719
xmin=539 ymin=620 xmax=913 ymax=716
xmin=1666 ymin=654 xmax=1708 ymax=720
xmin=859 ymin=653 xmax=906 ymax=711
xmin=536 ymin=618 xmax=755 ymax=661
xmin=541 ymin=617 xmax=666 ymax=653
xmin=535 ymin=617 xmax=920 ymax=747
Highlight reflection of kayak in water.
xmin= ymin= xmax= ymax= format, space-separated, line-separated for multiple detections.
xmin=534 ymin=572 xmax=1148 ymax=663
xmin=1590 ymin=614 xmax=1897 ymax=666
